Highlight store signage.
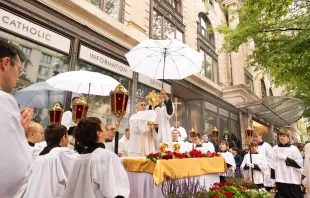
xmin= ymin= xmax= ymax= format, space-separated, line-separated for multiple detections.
xmin=0 ymin=9 xmax=71 ymax=53
xmin=138 ymin=74 xmax=171 ymax=94
xmin=79 ymin=45 xmax=133 ymax=78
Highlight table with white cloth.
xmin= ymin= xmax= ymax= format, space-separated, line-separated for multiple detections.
xmin=122 ymin=157 xmax=227 ymax=198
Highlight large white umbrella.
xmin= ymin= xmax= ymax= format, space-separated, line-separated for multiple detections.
xmin=45 ymin=71 xmax=122 ymax=97
xmin=14 ymin=82 xmax=65 ymax=108
xmin=125 ymin=39 xmax=203 ymax=80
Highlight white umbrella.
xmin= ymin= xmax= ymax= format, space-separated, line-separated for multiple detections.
xmin=45 ymin=71 xmax=122 ymax=97
xmin=14 ymin=82 xmax=65 ymax=108
xmin=125 ymin=39 xmax=203 ymax=80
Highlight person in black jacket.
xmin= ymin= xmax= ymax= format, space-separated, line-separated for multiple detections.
xmin=231 ymin=147 xmax=243 ymax=178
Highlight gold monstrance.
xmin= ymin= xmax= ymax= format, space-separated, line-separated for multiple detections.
xmin=146 ymin=90 xmax=160 ymax=126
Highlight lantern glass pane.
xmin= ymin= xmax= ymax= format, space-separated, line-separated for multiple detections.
xmin=49 ymin=111 xmax=55 ymax=123
xmin=116 ymin=93 xmax=124 ymax=111
xmin=55 ymin=111 xmax=62 ymax=123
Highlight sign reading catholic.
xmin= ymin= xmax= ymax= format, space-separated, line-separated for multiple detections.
xmin=0 ymin=9 xmax=71 ymax=53
xmin=79 ymin=45 xmax=133 ymax=78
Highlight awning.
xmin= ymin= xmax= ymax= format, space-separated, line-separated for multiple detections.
xmin=236 ymin=96 xmax=306 ymax=127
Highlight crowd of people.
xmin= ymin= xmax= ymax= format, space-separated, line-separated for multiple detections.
xmin=0 ymin=39 xmax=309 ymax=198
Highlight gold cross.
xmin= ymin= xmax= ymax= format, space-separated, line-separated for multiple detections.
xmin=172 ymin=98 xmax=182 ymax=124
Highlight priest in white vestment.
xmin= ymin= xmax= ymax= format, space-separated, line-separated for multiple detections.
xmin=153 ymin=88 xmax=174 ymax=146
xmin=253 ymin=130 xmax=275 ymax=190
xmin=62 ymin=117 xmax=130 ymax=198
xmin=304 ymin=143 xmax=310 ymax=198
xmin=168 ymin=128 xmax=185 ymax=152
xmin=129 ymin=100 xmax=157 ymax=157
xmin=0 ymin=40 xmax=34 ymax=198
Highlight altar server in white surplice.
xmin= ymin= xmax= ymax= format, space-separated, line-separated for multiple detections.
xmin=129 ymin=100 xmax=157 ymax=157
xmin=170 ymin=121 xmax=187 ymax=141
xmin=218 ymin=140 xmax=236 ymax=182
xmin=241 ymin=141 xmax=268 ymax=189
xmin=153 ymin=88 xmax=174 ymax=145
xmin=253 ymin=130 xmax=275 ymax=190
xmin=24 ymin=124 xmax=78 ymax=198
xmin=271 ymin=127 xmax=303 ymax=198
xmin=169 ymin=128 xmax=185 ymax=152
xmin=0 ymin=40 xmax=34 ymax=198
xmin=63 ymin=117 xmax=130 ymax=198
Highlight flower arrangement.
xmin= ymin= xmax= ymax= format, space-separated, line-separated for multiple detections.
xmin=147 ymin=149 xmax=221 ymax=162
xmin=208 ymin=180 xmax=269 ymax=198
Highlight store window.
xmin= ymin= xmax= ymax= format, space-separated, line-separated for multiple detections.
xmin=261 ymin=80 xmax=267 ymax=98
xmin=86 ymin=0 xmax=123 ymax=21
xmin=219 ymin=116 xmax=229 ymax=137
xmin=204 ymin=110 xmax=217 ymax=134
xmin=152 ymin=10 xmax=183 ymax=42
xmin=76 ymin=60 xmax=131 ymax=132
xmin=0 ymin=31 xmax=70 ymax=128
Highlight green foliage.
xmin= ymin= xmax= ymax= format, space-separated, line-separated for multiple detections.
xmin=215 ymin=0 xmax=310 ymax=116
xmin=298 ymin=118 xmax=308 ymax=142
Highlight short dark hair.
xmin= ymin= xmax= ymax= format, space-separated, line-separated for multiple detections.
xmin=250 ymin=141 xmax=258 ymax=147
xmin=0 ymin=39 xmax=24 ymax=62
xmin=74 ymin=117 xmax=102 ymax=147
xmin=220 ymin=139 xmax=229 ymax=146
xmin=232 ymin=147 xmax=239 ymax=152
xmin=193 ymin=133 xmax=201 ymax=139
xmin=45 ymin=124 xmax=67 ymax=146
xmin=125 ymin=128 xmax=130 ymax=132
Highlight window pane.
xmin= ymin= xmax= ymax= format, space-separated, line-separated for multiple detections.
xmin=105 ymin=0 xmax=121 ymax=20
xmin=76 ymin=60 xmax=131 ymax=132
xmin=219 ymin=116 xmax=229 ymax=138
xmin=245 ymin=75 xmax=254 ymax=92
xmin=163 ymin=19 xmax=175 ymax=40
xmin=87 ymin=0 xmax=102 ymax=8
xmin=204 ymin=110 xmax=217 ymax=134
xmin=0 ymin=31 xmax=69 ymax=129
xmin=152 ymin=11 xmax=162 ymax=40
xmin=201 ymin=19 xmax=206 ymax=36
xmin=205 ymin=54 xmax=213 ymax=80
xmin=200 ymin=50 xmax=205 ymax=76
xmin=176 ymin=29 xmax=183 ymax=42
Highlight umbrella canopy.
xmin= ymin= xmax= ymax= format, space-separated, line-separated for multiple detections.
xmin=45 ymin=71 xmax=122 ymax=96
xmin=125 ymin=39 xmax=203 ymax=80
xmin=14 ymin=82 xmax=65 ymax=108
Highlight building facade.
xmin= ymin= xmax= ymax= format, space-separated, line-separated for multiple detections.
xmin=0 ymin=0 xmax=281 ymax=144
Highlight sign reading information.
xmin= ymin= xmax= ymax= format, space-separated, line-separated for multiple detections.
xmin=79 ymin=45 xmax=133 ymax=78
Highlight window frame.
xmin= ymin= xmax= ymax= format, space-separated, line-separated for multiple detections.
xmin=198 ymin=13 xmax=215 ymax=46
xmin=87 ymin=0 xmax=124 ymax=22
xmin=244 ymin=69 xmax=254 ymax=92
xmin=261 ymin=80 xmax=267 ymax=98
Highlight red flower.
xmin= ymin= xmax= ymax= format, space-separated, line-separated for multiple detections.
xmin=224 ymin=191 xmax=233 ymax=197
xmin=212 ymin=195 xmax=219 ymax=198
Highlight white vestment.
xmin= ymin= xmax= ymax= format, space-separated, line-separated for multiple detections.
xmin=258 ymin=141 xmax=275 ymax=187
xmin=119 ymin=136 xmax=129 ymax=157
xmin=155 ymin=102 xmax=174 ymax=144
xmin=170 ymin=126 xmax=187 ymax=141
xmin=0 ymin=90 xmax=32 ymax=198
xmin=271 ymin=145 xmax=303 ymax=185
xmin=62 ymin=148 xmax=130 ymax=198
xmin=61 ymin=111 xmax=76 ymax=130
xmin=218 ymin=151 xmax=236 ymax=176
xmin=241 ymin=153 xmax=268 ymax=184
xmin=304 ymin=153 xmax=310 ymax=198
xmin=24 ymin=147 xmax=79 ymax=198
xmin=128 ymin=110 xmax=157 ymax=157
xmin=202 ymin=142 xmax=215 ymax=153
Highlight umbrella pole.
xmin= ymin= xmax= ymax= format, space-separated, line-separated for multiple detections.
xmin=162 ymin=48 xmax=167 ymax=88
xmin=87 ymin=83 xmax=91 ymax=103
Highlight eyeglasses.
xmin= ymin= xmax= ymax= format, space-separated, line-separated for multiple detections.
xmin=140 ymin=104 xmax=146 ymax=106
xmin=0 ymin=58 xmax=25 ymax=77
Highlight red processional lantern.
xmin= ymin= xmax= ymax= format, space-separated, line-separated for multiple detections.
xmin=246 ymin=126 xmax=254 ymax=138
xmin=49 ymin=101 xmax=64 ymax=124
xmin=72 ymin=96 xmax=88 ymax=124
xmin=110 ymin=84 xmax=129 ymax=154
